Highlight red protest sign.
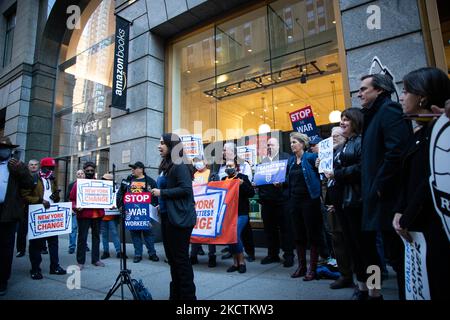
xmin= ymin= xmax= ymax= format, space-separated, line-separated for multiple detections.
xmin=190 ymin=180 xmax=239 ymax=245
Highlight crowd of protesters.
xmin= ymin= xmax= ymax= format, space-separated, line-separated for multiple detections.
xmin=0 ymin=67 xmax=449 ymax=300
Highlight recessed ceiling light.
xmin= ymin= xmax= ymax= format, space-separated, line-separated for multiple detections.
xmin=247 ymin=49 xmax=252 ymax=52
xmin=332 ymin=20 xmax=336 ymax=24
xmin=186 ymin=70 xmax=191 ymax=74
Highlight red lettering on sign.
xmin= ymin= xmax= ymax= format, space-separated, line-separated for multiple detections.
xmin=195 ymin=217 xmax=213 ymax=230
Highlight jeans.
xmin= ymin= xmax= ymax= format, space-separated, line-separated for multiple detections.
xmin=101 ymin=220 xmax=121 ymax=254
xmin=229 ymin=215 xmax=249 ymax=254
xmin=69 ymin=214 xmax=77 ymax=250
xmin=130 ymin=229 xmax=156 ymax=257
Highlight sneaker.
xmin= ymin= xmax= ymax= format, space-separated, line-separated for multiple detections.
xmin=16 ymin=251 xmax=25 ymax=258
xmin=238 ymin=264 xmax=247 ymax=273
xmin=133 ymin=256 xmax=142 ymax=263
xmin=283 ymin=256 xmax=294 ymax=268
xmin=50 ymin=265 xmax=67 ymax=275
xmin=101 ymin=252 xmax=110 ymax=259
xmin=68 ymin=248 xmax=75 ymax=254
xmin=0 ymin=283 xmax=7 ymax=296
xmin=246 ymin=254 xmax=255 ymax=262
xmin=351 ymin=289 xmax=369 ymax=301
xmin=30 ymin=270 xmax=43 ymax=280
xmin=208 ymin=256 xmax=217 ymax=268
xmin=330 ymin=277 xmax=354 ymax=290
xmin=93 ymin=261 xmax=105 ymax=267
xmin=198 ymin=247 xmax=206 ymax=256
xmin=221 ymin=247 xmax=229 ymax=253
xmin=221 ymin=252 xmax=232 ymax=260
xmin=261 ymin=255 xmax=280 ymax=265
xmin=190 ymin=255 xmax=199 ymax=265
xmin=226 ymin=265 xmax=239 ymax=272
xmin=149 ymin=254 xmax=159 ymax=262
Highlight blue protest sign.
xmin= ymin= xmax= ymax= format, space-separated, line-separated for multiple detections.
xmin=289 ymin=106 xmax=320 ymax=140
xmin=253 ymin=160 xmax=288 ymax=186
xmin=124 ymin=192 xmax=152 ymax=230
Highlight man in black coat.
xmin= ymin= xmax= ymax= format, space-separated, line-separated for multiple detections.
xmin=257 ymin=137 xmax=294 ymax=267
xmin=358 ymin=74 xmax=412 ymax=300
xmin=0 ymin=137 xmax=34 ymax=296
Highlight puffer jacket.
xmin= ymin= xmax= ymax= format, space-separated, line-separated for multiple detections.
xmin=334 ymin=135 xmax=362 ymax=208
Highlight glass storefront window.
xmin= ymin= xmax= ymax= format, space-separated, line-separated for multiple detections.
xmin=52 ymin=0 xmax=114 ymax=181
xmin=168 ymin=0 xmax=346 ymax=226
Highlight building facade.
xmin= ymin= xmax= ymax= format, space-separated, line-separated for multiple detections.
xmin=0 ymin=0 xmax=449 ymax=227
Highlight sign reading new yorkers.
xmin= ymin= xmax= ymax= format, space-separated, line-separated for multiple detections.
xmin=112 ymin=16 xmax=130 ymax=111
xmin=289 ymin=106 xmax=319 ymax=140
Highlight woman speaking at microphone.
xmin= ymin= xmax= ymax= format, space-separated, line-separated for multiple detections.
xmin=151 ymin=133 xmax=196 ymax=300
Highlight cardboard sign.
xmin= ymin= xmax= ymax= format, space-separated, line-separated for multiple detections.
xmin=76 ymin=179 xmax=114 ymax=209
xmin=190 ymin=180 xmax=239 ymax=244
xmin=318 ymin=137 xmax=333 ymax=174
xmin=429 ymin=114 xmax=450 ymax=243
xmin=289 ymin=106 xmax=319 ymax=140
xmin=28 ymin=202 xmax=72 ymax=240
xmin=253 ymin=160 xmax=288 ymax=186
xmin=124 ymin=192 xmax=152 ymax=230
xmin=180 ymin=135 xmax=204 ymax=160
xmin=403 ymin=232 xmax=431 ymax=300
xmin=237 ymin=144 xmax=257 ymax=167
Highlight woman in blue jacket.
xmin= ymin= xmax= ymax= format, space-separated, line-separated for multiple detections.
xmin=286 ymin=132 xmax=322 ymax=281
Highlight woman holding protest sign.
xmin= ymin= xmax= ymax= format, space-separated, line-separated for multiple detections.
xmin=222 ymin=159 xmax=255 ymax=274
xmin=151 ymin=133 xmax=197 ymax=300
xmin=393 ymin=67 xmax=450 ymax=300
xmin=286 ymin=132 xmax=321 ymax=281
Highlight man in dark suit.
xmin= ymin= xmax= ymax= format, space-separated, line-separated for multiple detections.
xmin=258 ymin=137 xmax=294 ymax=267
xmin=0 ymin=137 xmax=34 ymax=296
xmin=358 ymin=74 xmax=412 ymax=300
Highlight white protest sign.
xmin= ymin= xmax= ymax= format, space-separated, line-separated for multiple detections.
xmin=180 ymin=134 xmax=204 ymax=160
xmin=76 ymin=179 xmax=114 ymax=209
xmin=429 ymin=114 xmax=450 ymax=243
xmin=237 ymin=144 xmax=257 ymax=167
xmin=28 ymin=202 xmax=72 ymax=240
xmin=318 ymin=137 xmax=333 ymax=173
xmin=403 ymin=232 xmax=431 ymax=300
xmin=104 ymin=190 xmax=120 ymax=215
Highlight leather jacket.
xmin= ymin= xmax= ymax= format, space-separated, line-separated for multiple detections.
xmin=334 ymin=135 xmax=362 ymax=208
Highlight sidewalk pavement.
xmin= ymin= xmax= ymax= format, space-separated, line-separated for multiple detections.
xmin=1 ymin=235 xmax=399 ymax=300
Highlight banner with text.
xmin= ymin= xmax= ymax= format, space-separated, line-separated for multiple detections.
xmin=76 ymin=179 xmax=114 ymax=209
xmin=289 ymin=106 xmax=319 ymax=140
xmin=237 ymin=144 xmax=257 ymax=167
xmin=253 ymin=160 xmax=288 ymax=186
xmin=318 ymin=137 xmax=333 ymax=174
xmin=124 ymin=192 xmax=152 ymax=230
xmin=28 ymin=202 xmax=72 ymax=240
xmin=111 ymin=16 xmax=130 ymax=111
xmin=190 ymin=180 xmax=239 ymax=244
xmin=403 ymin=232 xmax=431 ymax=300
xmin=181 ymin=135 xmax=204 ymax=160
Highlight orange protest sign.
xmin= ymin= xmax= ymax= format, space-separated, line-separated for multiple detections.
xmin=190 ymin=180 xmax=239 ymax=245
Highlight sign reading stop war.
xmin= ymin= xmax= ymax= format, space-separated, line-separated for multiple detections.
xmin=289 ymin=106 xmax=319 ymax=140
xmin=28 ymin=202 xmax=72 ymax=240
xmin=124 ymin=192 xmax=152 ymax=230
xmin=76 ymin=179 xmax=114 ymax=209
xmin=318 ymin=137 xmax=333 ymax=174
xmin=190 ymin=180 xmax=239 ymax=245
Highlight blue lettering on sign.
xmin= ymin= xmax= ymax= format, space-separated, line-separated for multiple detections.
xmin=124 ymin=202 xmax=151 ymax=230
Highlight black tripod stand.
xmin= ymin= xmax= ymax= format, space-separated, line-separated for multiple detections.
xmin=105 ymin=164 xmax=138 ymax=300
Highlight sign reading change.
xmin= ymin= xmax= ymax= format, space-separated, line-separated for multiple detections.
xmin=28 ymin=202 xmax=72 ymax=240
xmin=76 ymin=179 xmax=114 ymax=209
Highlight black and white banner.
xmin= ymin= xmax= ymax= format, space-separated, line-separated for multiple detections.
xmin=112 ymin=16 xmax=130 ymax=111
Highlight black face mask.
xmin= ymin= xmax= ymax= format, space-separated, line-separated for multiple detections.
xmin=225 ymin=168 xmax=236 ymax=176
xmin=0 ymin=148 xmax=12 ymax=161
xmin=84 ymin=171 xmax=95 ymax=179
